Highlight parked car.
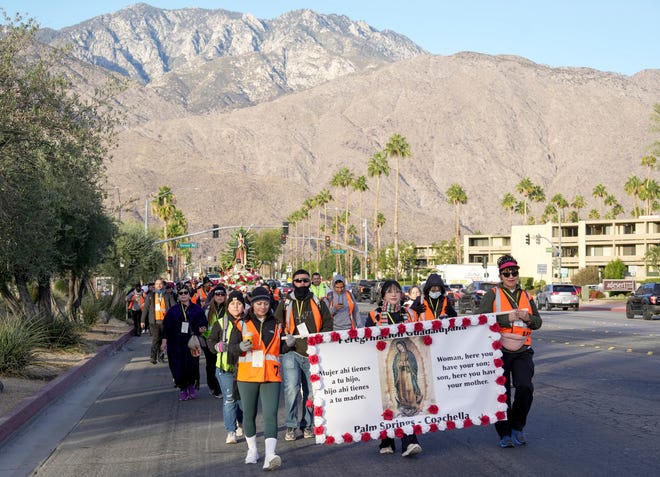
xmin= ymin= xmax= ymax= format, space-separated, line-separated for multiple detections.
xmin=357 ymin=279 xmax=376 ymax=302
xmin=626 ymin=282 xmax=660 ymax=320
xmin=457 ymin=281 xmax=499 ymax=315
xmin=447 ymin=283 xmax=465 ymax=303
xmin=536 ymin=284 xmax=580 ymax=311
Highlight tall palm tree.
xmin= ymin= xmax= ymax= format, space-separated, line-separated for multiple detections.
xmin=641 ymin=155 xmax=657 ymax=180
xmin=315 ymin=188 xmax=333 ymax=264
xmin=640 ymin=178 xmax=660 ymax=215
xmin=515 ymin=177 xmax=534 ymax=223
xmin=330 ymin=167 xmax=355 ymax=272
xmin=528 ymin=185 xmax=546 ymax=223
xmin=501 ymin=193 xmax=517 ymax=226
xmin=367 ymin=151 xmax=390 ymax=276
xmin=384 ymin=134 xmax=411 ymax=280
xmin=446 ymin=183 xmax=468 ymax=263
xmin=374 ymin=211 xmax=386 ymax=277
xmin=151 ymin=186 xmax=176 ymax=257
xmin=570 ymin=195 xmax=586 ymax=221
xmin=352 ymin=175 xmax=369 ymax=275
xmin=624 ymin=175 xmax=643 ymax=217
xmin=592 ymin=183 xmax=608 ymax=215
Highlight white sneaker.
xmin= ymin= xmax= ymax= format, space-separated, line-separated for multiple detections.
xmin=225 ymin=431 xmax=237 ymax=444
xmin=402 ymin=443 xmax=422 ymax=457
xmin=245 ymin=448 xmax=259 ymax=464
xmin=263 ymin=454 xmax=281 ymax=470
xmin=235 ymin=425 xmax=244 ymax=438
xmin=379 ymin=447 xmax=394 ymax=454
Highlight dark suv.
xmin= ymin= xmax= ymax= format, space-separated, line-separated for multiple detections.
xmin=357 ymin=279 xmax=376 ymax=302
xmin=457 ymin=281 xmax=499 ymax=315
xmin=626 ymin=282 xmax=660 ymax=320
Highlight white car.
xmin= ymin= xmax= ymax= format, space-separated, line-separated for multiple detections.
xmin=536 ymin=284 xmax=579 ymax=311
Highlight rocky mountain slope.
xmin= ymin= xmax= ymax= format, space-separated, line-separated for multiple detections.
xmin=34 ymin=4 xmax=660 ymax=252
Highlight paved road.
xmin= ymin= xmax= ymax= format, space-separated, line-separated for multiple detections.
xmin=1 ymin=306 xmax=658 ymax=477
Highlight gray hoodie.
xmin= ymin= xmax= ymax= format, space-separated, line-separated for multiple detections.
xmin=325 ymin=274 xmax=363 ymax=330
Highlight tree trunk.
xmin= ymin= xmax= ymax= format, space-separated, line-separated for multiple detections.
xmin=37 ymin=275 xmax=53 ymax=319
xmin=0 ymin=282 xmax=22 ymax=315
xmin=14 ymin=273 xmax=38 ymax=319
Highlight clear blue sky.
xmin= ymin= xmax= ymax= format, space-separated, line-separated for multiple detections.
xmin=2 ymin=0 xmax=657 ymax=75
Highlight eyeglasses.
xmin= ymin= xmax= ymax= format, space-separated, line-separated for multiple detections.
xmin=214 ymin=291 xmax=226 ymax=296
xmin=178 ymin=290 xmax=190 ymax=295
xmin=501 ymin=270 xmax=519 ymax=278
xmin=293 ymin=278 xmax=310 ymax=284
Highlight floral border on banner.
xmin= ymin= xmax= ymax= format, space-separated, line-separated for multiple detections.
xmin=305 ymin=314 xmax=508 ymax=445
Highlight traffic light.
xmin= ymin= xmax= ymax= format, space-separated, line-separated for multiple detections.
xmin=325 ymin=235 xmax=331 ymax=247
xmin=212 ymin=224 xmax=219 ymax=238
xmin=525 ymin=234 xmax=530 ymax=245
xmin=280 ymin=233 xmax=287 ymax=245
xmin=282 ymin=221 xmax=289 ymax=235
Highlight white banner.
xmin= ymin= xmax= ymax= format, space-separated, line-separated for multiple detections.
xmin=306 ymin=314 xmax=508 ymax=444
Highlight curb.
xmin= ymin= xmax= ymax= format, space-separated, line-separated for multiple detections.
xmin=0 ymin=330 xmax=134 ymax=448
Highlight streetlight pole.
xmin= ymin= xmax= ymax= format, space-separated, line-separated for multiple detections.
xmin=552 ymin=205 xmax=563 ymax=283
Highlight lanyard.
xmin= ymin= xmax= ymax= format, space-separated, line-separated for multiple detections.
xmin=501 ymin=288 xmax=519 ymax=308
xmin=181 ymin=303 xmax=188 ymax=322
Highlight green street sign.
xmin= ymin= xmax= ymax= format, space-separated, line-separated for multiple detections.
xmin=545 ymin=247 xmax=553 ymax=253
xmin=331 ymin=248 xmax=346 ymax=255
xmin=178 ymin=243 xmax=198 ymax=249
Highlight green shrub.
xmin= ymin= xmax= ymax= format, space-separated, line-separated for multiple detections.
xmin=0 ymin=314 xmax=47 ymax=375
xmin=45 ymin=316 xmax=83 ymax=349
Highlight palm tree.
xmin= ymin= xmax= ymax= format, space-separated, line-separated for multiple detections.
xmin=446 ymin=183 xmax=468 ymax=263
xmin=624 ymin=175 xmax=643 ymax=217
xmin=151 ymin=186 xmax=176 ymax=257
xmin=367 ymin=151 xmax=390 ymax=267
xmin=501 ymin=193 xmax=517 ymax=226
xmin=528 ymin=185 xmax=546 ymax=223
xmin=515 ymin=177 xmax=534 ymax=223
xmin=570 ymin=195 xmax=586 ymax=221
xmin=384 ymin=134 xmax=411 ymax=280
xmin=374 ymin=211 xmax=386 ymax=277
xmin=592 ymin=183 xmax=607 ymax=214
xmin=352 ymin=175 xmax=369 ymax=276
xmin=641 ymin=155 xmax=657 ymax=180
xmin=330 ymin=167 xmax=355 ymax=272
xmin=640 ymin=178 xmax=660 ymax=215
xmin=315 ymin=188 xmax=333 ymax=263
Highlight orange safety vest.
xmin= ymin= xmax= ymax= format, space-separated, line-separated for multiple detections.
xmin=326 ymin=291 xmax=357 ymax=329
xmin=236 ymin=318 xmax=282 ymax=382
xmin=285 ymin=297 xmax=323 ymax=335
xmin=414 ymin=297 xmax=449 ymax=321
xmin=192 ymin=288 xmax=208 ymax=305
xmin=368 ymin=308 xmax=414 ymax=326
xmin=154 ymin=293 xmax=166 ymax=321
xmin=493 ymin=287 xmax=533 ymax=346
xmin=127 ymin=294 xmax=145 ymax=311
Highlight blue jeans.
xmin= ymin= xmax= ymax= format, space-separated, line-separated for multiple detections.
xmin=215 ymin=368 xmax=243 ymax=432
xmin=281 ymin=351 xmax=313 ymax=429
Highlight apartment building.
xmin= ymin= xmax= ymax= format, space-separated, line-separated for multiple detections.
xmin=461 ymin=216 xmax=660 ymax=283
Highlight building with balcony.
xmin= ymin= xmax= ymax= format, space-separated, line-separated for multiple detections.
xmin=462 ymin=216 xmax=660 ymax=283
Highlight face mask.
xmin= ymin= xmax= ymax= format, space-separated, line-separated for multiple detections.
xmin=294 ymin=286 xmax=310 ymax=300
xmin=429 ymin=291 xmax=442 ymax=300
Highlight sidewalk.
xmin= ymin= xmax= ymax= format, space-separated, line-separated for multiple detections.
xmin=579 ymin=299 xmax=626 ymax=312
xmin=0 ymin=329 xmax=134 ymax=448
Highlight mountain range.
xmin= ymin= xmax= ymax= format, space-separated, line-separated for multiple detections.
xmin=35 ymin=3 xmax=660 ymax=257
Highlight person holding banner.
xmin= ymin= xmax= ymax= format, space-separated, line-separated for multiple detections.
xmin=229 ymin=286 xmax=283 ymax=470
xmin=477 ymin=254 xmax=542 ymax=449
xmin=366 ymin=280 xmax=423 ymax=457
xmin=276 ymin=269 xmax=333 ymax=442
xmin=409 ymin=273 xmax=457 ymax=320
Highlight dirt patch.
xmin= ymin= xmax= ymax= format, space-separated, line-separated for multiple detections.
xmin=0 ymin=318 xmax=131 ymax=418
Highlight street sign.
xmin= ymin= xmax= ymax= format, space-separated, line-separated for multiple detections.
xmin=178 ymin=243 xmax=198 ymax=248
xmin=537 ymin=264 xmax=547 ymax=274
xmin=545 ymin=247 xmax=553 ymax=253
xmin=331 ymin=249 xmax=347 ymax=255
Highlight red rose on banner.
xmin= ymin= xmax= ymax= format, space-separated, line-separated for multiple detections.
xmin=379 ymin=430 xmax=388 ymax=440
xmin=308 ymin=355 xmax=319 ymax=365
xmin=446 ymin=420 xmax=456 ymax=430
xmin=428 ymin=404 xmax=439 ymax=414
xmin=413 ymin=424 xmax=423 ymax=435
xmin=325 ymin=435 xmax=335 ymax=445
xmin=315 ymin=334 xmax=324 ymax=345
xmin=496 ymin=375 xmax=506 ymax=385
xmin=380 ymin=327 xmax=390 ymax=337
xmin=394 ymin=427 xmax=405 ymax=438
xmin=497 ymin=394 xmax=507 ymax=403
xmin=432 ymin=320 xmax=442 ymax=330
xmin=382 ymin=409 xmax=394 ymax=420
xmin=342 ymin=433 xmax=353 ymax=443
xmin=423 ymin=335 xmax=433 ymax=346
xmin=429 ymin=423 xmax=439 ymax=432
xmin=492 ymin=340 xmax=503 ymax=350
xmin=364 ymin=327 xmax=373 ymax=338
xmin=448 ymin=318 xmax=456 ymax=328
xmin=414 ymin=321 xmax=424 ymax=332
xmin=490 ymin=323 xmax=501 ymax=332
xmin=478 ymin=315 xmax=488 ymax=325
xmin=494 ymin=358 xmax=504 ymax=368
xmin=462 ymin=317 xmax=472 ymax=327
xmin=361 ymin=432 xmax=371 ymax=442
xmin=496 ymin=411 xmax=507 ymax=421
xmin=348 ymin=328 xmax=358 ymax=339
xmin=307 ymin=336 xmax=316 ymax=346
xmin=330 ymin=331 xmax=341 ymax=342
xmin=315 ymin=425 xmax=325 ymax=435
xmin=306 ymin=399 xmax=313 ymax=408
xmin=397 ymin=323 xmax=407 ymax=334
xmin=463 ymin=418 xmax=474 ymax=428
xmin=310 ymin=374 xmax=321 ymax=383
xmin=480 ymin=415 xmax=491 ymax=426
xmin=376 ymin=340 xmax=387 ymax=351
xmin=314 ymin=406 xmax=324 ymax=417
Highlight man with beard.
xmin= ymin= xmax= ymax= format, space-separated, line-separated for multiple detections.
xmin=409 ymin=273 xmax=458 ymax=321
xmin=275 ymin=269 xmax=332 ymax=442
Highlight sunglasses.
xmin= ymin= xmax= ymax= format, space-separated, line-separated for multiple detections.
xmin=501 ymin=270 xmax=519 ymax=278
xmin=214 ymin=291 xmax=226 ymax=296
xmin=178 ymin=290 xmax=190 ymax=295
xmin=293 ymin=278 xmax=311 ymax=284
